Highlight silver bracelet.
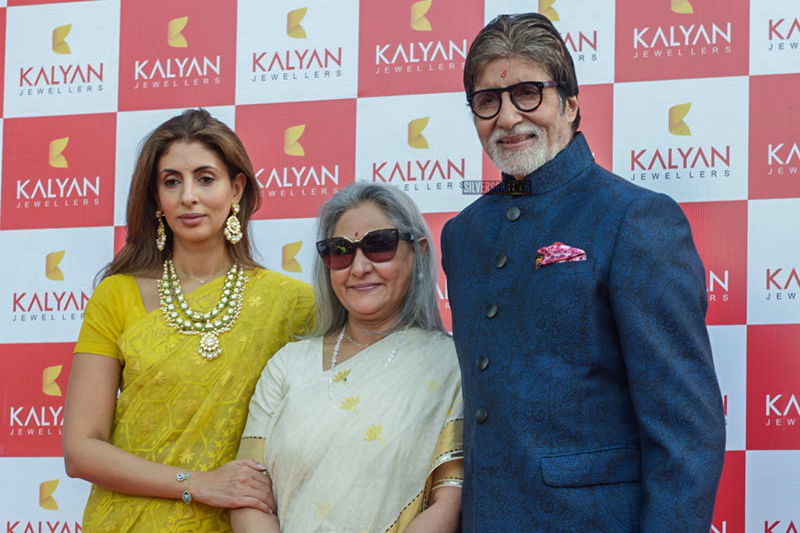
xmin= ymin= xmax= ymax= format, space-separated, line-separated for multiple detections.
xmin=177 ymin=472 xmax=192 ymax=503
xmin=430 ymin=477 xmax=463 ymax=491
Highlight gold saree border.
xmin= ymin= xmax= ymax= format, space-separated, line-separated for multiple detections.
xmin=384 ymin=417 xmax=464 ymax=533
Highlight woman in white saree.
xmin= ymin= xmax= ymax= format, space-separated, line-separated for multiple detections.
xmin=231 ymin=183 xmax=463 ymax=533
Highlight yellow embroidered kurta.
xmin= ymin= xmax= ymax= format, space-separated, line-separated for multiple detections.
xmin=73 ymin=269 xmax=314 ymax=533
xmin=242 ymin=328 xmax=463 ymax=533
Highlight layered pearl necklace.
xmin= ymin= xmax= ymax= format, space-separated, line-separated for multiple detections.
xmin=158 ymin=258 xmax=247 ymax=360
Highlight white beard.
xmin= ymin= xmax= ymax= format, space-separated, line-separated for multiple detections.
xmin=484 ymin=123 xmax=556 ymax=178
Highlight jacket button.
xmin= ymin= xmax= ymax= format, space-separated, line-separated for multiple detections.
xmin=476 ymin=407 xmax=488 ymax=424
xmin=494 ymin=253 xmax=507 ymax=268
xmin=485 ymin=304 xmax=498 ymax=318
xmin=506 ymin=206 xmax=521 ymax=221
xmin=476 ymin=356 xmax=489 ymax=370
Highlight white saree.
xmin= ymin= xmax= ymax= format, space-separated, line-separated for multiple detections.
xmin=241 ymin=327 xmax=463 ymax=533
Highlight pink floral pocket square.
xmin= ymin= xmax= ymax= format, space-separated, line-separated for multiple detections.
xmin=535 ymin=242 xmax=587 ymax=269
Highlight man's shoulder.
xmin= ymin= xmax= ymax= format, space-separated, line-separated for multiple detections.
xmin=444 ymin=189 xmax=498 ymax=234
xmin=583 ymin=162 xmax=663 ymax=206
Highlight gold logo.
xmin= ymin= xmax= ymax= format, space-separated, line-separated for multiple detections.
xmin=168 ymin=16 xmax=189 ymax=48
xmin=39 ymin=480 xmax=59 ymax=510
xmin=408 ymin=117 xmax=430 ymax=149
xmin=539 ymin=0 xmax=560 ymax=22
xmin=43 ymin=365 xmax=63 ymax=397
xmin=410 ymin=0 xmax=432 ymax=31
xmin=287 ymin=7 xmax=308 ymax=39
xmin=45 ymin=250 xmax=66 ymax=281
xmin=670 ymin=0 xmax=694 ymax=14
xmin=281 ymin=241 xmax=303 ymax=273
xmin=668 ymin=103 xmax=692 ymax=136
xmin=52 ymin=24 xmax=71 ymax=55
xmin=49 ymin=137 xmax=69 ymax=168
xmin=284 ymin=125 xmax=306 ymax=156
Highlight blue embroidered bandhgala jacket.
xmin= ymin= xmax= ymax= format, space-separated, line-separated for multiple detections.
xmin=442 ymin=133 xmax=725 ymax=533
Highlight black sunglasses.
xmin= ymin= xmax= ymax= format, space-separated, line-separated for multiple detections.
xmin=316 ymin=228 xmax=415 ymax=270
xmin=467 ymin=80 xmax=560 ymax=119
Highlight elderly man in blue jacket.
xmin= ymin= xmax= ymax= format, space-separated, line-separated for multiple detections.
xmin=441 ymin=12 xmax=726 ymax=533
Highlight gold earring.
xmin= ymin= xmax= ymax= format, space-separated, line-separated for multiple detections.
xmin=155 ymin=209 xmax=166 ymax=251
xmin=224 ymin=202 xmax=242 ymax=244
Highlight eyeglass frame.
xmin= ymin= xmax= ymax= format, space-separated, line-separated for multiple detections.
xmin=467 ymin=80 xmax=560 ymax=120
xmin=315 ymin=228 xmax=416 ymax=270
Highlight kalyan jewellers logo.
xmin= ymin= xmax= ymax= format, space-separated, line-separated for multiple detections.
xmin=374 ymin=0 xmax=468 ymax=76
xmin=767 ymin=17 xmax=799 ymax=52
xmin=767 ymin=141 xmax=800 ymax=178
xmin=254 ymin=124 xmax=340 ymax=197
xmin=10 ymin=250 xmax=90 ymax=323
xmin=538 ymin=0 xmax=598 ymax=61
xmin=668 ymin=102 xmax=691 ymax=136
xmin=410 ymin=0 xmax=432 ymax=31
xmin=39 ymin=480 xmax=59 ymax=510
xmin=49 ymin=137 xmax=69 ymax=168
xmin=249 ymin=7 xmax=343 ymax=83
xmin=7 ymin=365 xmax=65 ymax=438
xmin=15 ymin=137 xmax=101 ymax=210
xmin=764 ymin=392 xmax=800 ymax=427
xmin=168 ymin=16 xmax=189 ymax=48
xmin=52 ymin=24 xmax=72 ymax=54
xmin=42 ymin=365 xmax=64 ymax=397
xmin=281 ymin=241 xmax=303 ymax=273
xmin=284 ymin=124 xmax=306 ymax=156
xmin=45 ymin=251 xmax=65 ymax=281
xmin=18 ymin=22 xmax=104 ymax=97
xmin=408 ymin=117 xmax=429 ymax=149
xmin=539 ymin=0 xmax=559 ymax=21
xmin=629 ymin=102 xmax=731 ymax=182
xmin=631 ymin=1 xmax=732 ymax=59
xmin=287 ymin=8 xmax=308 ymax=39
xmin=764 ymin=266 xmax=800 ymax=302
xmin=373 ymin=116 xmax=466 ymax=192
xmin=765 ymin=521 xmax=800 ymax=533
xmin=670 ymin=0 xmax=694 ymax=14
xmin=133 ymin=15 xmax=221 ymax=89
xmin=6 ymin=479 xmax=82 ymax=533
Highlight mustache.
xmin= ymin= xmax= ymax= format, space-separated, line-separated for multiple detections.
xmin=488 ymin=123 xmax=543 ymax=144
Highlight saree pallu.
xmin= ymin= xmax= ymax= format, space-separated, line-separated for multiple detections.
xmin=75 ymin=270 xmax=314 ymax=533
xmin=242 ymin=328 xmax=463 ymax=533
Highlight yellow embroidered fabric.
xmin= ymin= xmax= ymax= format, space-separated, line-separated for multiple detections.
xmin=74 ymin=269 xmax=314 ymax=533
xmin=241 ymin=328 xmax=463 ymax=533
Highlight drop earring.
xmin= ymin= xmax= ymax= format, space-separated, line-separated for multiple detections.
xmin=155 ymin=208 xmax=166 ymax=251
xmin=224 ymin=202 xmax=242 ymax=244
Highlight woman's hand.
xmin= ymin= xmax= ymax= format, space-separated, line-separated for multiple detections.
xmin=190 ymin=459 xmax=275 ymax=514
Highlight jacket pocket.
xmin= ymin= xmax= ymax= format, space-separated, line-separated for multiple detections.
xmin=540 ymin=446 xmax=641 ymax=488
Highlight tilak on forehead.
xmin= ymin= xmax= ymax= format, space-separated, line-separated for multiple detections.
xmin=500 ymin=58 xmax=511 ymax=79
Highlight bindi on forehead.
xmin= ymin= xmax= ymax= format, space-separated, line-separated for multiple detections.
xmin=354 ymin=231 xmax=360 ymax=237
xmin=501 ymin=69 xmax=507 ymax=78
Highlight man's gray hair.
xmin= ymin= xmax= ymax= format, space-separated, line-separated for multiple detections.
xmin=311 ymin=182 xmax=445 ymax=336
xmin=464 ymin=12 xmax=581 ymax=131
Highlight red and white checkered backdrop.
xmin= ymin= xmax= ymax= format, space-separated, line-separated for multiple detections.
xmin=1 ymin=0 xmax=798 ymax=530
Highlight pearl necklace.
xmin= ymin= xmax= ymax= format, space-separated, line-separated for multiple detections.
xmin=158 ymin=258 xmax=247 ymax=360
xmin=327 ymin=325 xmax=409 ymax=399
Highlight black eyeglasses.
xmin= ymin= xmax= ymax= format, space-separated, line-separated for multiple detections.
xmin=316 ymin=228 xmax=415 ymax=270
xmin=467 ymin=81 xmax=560 ymax=119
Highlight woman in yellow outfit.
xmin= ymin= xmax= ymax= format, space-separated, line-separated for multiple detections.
xmin=63 ymin=109 xmax=314 ymax=533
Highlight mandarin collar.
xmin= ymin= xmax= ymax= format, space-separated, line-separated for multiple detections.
xmin=500 ymin=132 xmax=594 ymax=196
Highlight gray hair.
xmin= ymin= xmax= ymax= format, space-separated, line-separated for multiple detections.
xmin=311 ymin=182 xmax=445 ymax=336
xmin=464 ymin=12 xmax=581 ymax=131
